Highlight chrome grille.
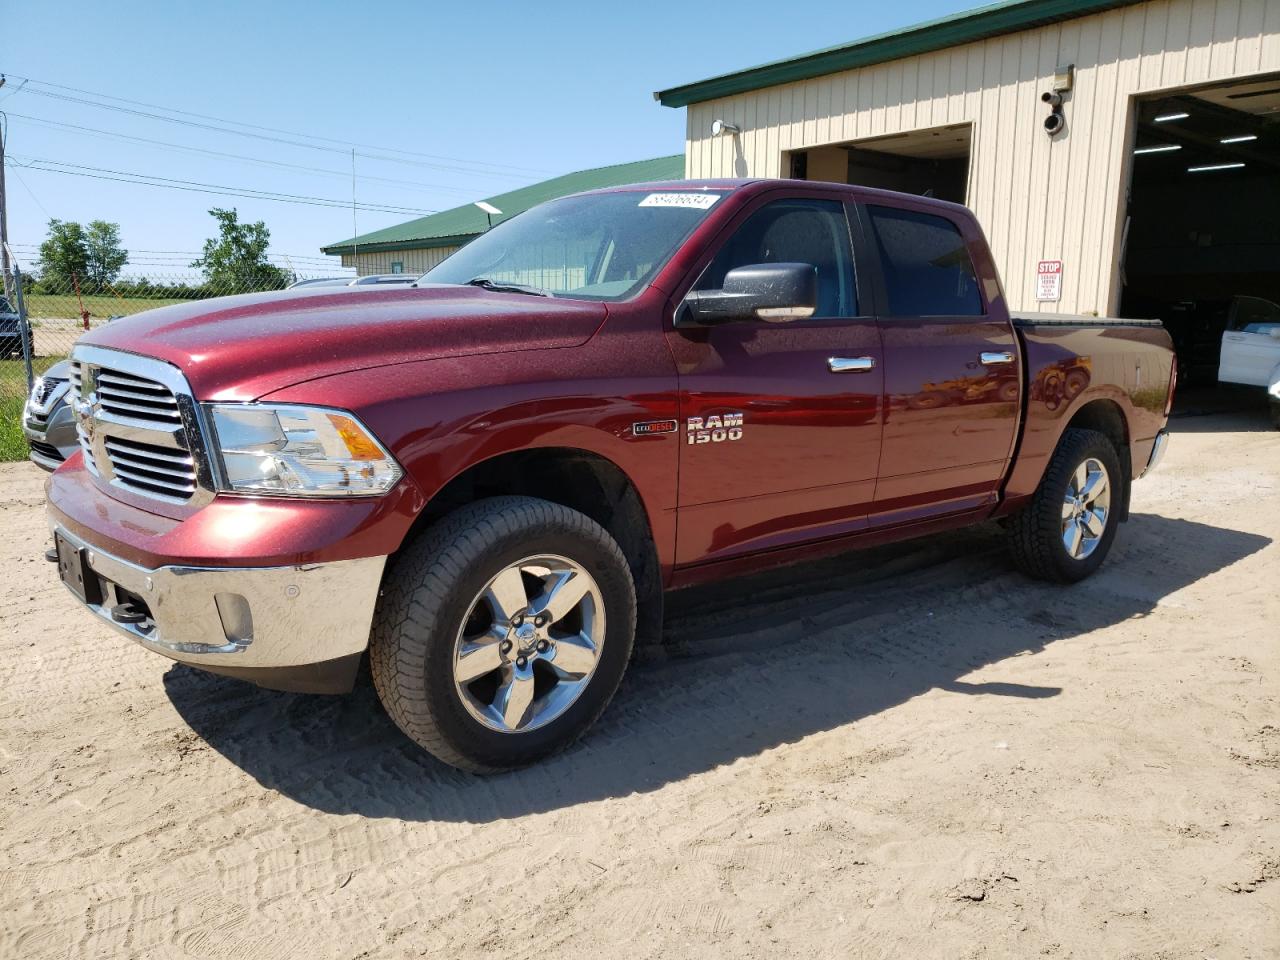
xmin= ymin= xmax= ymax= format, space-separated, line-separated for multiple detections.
xmin=70 ymin=346 xmax=215 ymax=507
xmin=32 ymin=377 xmax=61 ymax=406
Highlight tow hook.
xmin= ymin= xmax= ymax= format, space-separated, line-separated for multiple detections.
xmin=110 ymin=602 xmax=149 ymax=625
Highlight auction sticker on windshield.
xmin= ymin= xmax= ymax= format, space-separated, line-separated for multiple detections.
xmin=638 ymin=193 xmax=720 ymax=209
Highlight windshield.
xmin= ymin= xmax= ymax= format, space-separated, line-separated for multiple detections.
xmin=422 ymin=190 xmax=726 ymax=301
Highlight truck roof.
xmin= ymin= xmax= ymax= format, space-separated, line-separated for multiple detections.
xmin=571 ymin=177 xmax=975 ymax=216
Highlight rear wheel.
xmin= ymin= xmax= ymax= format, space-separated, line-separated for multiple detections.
xmin=1006 ymin=428 xmax=1122 ymax=583
xmin=370 ymin=496 xmax=636 ymax=773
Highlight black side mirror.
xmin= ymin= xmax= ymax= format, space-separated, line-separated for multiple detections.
xmin=682 ymin=262 xmax=817 ymax=326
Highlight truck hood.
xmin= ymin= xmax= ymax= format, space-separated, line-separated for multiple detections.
xmin=80 ymin=285 xmax=607 ymax=400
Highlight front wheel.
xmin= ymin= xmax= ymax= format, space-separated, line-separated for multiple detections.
xmin=370 ymin=496 xmax=636 ymax=773
xmin=1006 ymin=428 xmax=1122 ymax=583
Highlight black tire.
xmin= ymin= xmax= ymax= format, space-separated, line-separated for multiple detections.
xmin=1270 ymin=400 xmax=1280 ymax=431
xmin=1006 ymin=427 xmax=1123 ymax=583
xmin=370 ymin=496 xmax=636 ymax=773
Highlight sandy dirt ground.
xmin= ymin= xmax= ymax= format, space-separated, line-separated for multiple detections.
xmin=1 ymin=408 xmax=1277 ymax=959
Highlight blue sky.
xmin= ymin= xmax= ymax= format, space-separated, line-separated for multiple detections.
xmin=3 ymin=0 xmax=968 ymax=275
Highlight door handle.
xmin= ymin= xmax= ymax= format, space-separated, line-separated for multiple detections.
xmin=980 ymin=351 xmax=1015 ymax=366
xmin=828 ymin=356 xmax=876 ymax=373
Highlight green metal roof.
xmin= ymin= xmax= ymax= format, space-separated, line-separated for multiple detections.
xmin=321 ymin=154 xmax=685 ymax=256
xmin=654 ymin=0 xmax=1143 ymax=108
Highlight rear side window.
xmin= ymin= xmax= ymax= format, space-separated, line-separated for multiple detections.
xmin=867 ymin=206 xmax=983 ymax=317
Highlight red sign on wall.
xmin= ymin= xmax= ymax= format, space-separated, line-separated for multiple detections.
xmin=1036 ymin=260 xmax=1063 ymax=302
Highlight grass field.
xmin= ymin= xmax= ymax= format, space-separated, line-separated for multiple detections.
xmin=0 ymin=397 xmax=28 ymax=462
xmin=23 ymin=293 xmax=188 ymax=321
xmin=1 ymin=357 xmax=67 ymax=461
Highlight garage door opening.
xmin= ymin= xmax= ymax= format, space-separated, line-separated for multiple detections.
xmin=786 ymin=123 xmax=971 ymax=203
xmin=1120 ymin=74 xmax=1280 ymax=389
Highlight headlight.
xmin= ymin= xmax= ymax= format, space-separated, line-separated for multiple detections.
xmin=206 ymin=403 xmax=403 ymax=497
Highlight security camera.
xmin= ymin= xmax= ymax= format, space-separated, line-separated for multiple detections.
xmin=711 ymin=119 xmax=741 ymax=137
xmin=1044 ymin=111 xmax=1066 ymax=136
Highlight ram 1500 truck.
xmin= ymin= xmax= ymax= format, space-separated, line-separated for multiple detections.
xmin=45 ymin=180 xmax=1175 ymax=772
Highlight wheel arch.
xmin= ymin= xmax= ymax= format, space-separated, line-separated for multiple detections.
xmin=1061 ymin=396 xmax=1132 ymax=521
xmin=398 ymin=446 xmax=664 ymax=648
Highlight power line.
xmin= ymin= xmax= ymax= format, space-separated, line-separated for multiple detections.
xmin=7 ymin=76 xmax=554 ymax=182
xmin=4 ymin=111 xmax=512 ymax=198
xmin=7 ymin=155 xmax=439 ymax=216
xmin=9 ymin=74 xmax=558 ymax=176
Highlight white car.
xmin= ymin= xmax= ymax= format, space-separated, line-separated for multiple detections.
xmin=1219 ymin=295 xmax=1280 ymax=428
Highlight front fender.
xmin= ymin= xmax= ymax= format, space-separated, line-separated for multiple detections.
xmin=261 ymin=338 xmax=680 ymax=566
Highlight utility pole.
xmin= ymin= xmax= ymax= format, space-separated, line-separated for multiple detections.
xmin=0 ymin=76 xmax=13 ymax=304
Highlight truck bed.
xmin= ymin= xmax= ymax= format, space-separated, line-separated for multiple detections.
xmin=1012 ymin=313 xmax=1164 ymax=328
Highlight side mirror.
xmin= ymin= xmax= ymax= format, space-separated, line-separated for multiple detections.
xmin=682 ymin=263 xmax=817 ymax=325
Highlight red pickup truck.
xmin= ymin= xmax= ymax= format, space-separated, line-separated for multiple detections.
xmin=46 ymin=180 xmax=1175 ymax=772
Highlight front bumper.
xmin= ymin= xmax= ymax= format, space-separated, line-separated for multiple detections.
xmin=50 ymin=523 xmax=386 ymax=693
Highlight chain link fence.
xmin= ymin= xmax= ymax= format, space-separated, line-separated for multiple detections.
xmin=1 ymin=267 xmax=353 ymax=461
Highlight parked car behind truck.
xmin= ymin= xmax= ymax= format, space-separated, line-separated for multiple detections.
xmin=45 ymin=180 xmax=1176 ymax=772
xmin=22 ymin=360 xmax=78 ymax=469
xmin=1218 ymin=295 xmax=1280 ymax=428
xmin=0 ymin=295 xmax=33 ymax=360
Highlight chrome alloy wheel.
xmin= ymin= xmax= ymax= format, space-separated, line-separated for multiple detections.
xmin=452 ymin=555 xmax=605 ymax=734
xmin=1061 ymin=457 xmax=1111 ymax=560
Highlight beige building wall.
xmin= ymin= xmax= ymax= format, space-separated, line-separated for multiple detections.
xmin=684 ymin=0 xmax=1280 ymax=315
xmin=340 ymin=245 xmax=460 ymax=276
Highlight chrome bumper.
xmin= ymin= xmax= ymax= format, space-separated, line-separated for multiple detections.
xmin=1141 ymin=430 xmax=1169 ymax=477
xmin=50 ymin=524 xmax=386 ymax=670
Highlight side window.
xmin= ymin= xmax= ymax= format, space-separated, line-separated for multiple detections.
xmin=867 ymin=205 xmax=984 ymax=317
xmin=695 ymin=198 xmax=856 ymax=318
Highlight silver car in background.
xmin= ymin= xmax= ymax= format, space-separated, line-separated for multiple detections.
xmin=23 ymin=360 xmax=78 ymax=470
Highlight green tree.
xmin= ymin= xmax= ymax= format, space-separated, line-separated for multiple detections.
xmin=37 ymin=219 xmax=90 ymax=290
xmin=84 ymin=220 xmax=129 ymax=288
xmin=192 ymin=207 xmax=289 ymax=291
xmin=36 ymin=218 xmax=129 ymax=292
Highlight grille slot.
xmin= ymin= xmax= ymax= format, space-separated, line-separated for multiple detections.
xmin=95 ymin=370 xmax=182 ymax=425
xmin=78 ymin=428 xmax=99 ymax=475
xmin=104 ymin=437 xmax=197 ymax=499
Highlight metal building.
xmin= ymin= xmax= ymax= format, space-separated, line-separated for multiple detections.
xmin=656 ymin=0 xmax=1280 ymax=357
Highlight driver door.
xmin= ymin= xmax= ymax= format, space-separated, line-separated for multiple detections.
xmin=664 ymin=194 xmax=884 ymax=566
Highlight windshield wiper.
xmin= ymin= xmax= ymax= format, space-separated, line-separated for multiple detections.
xmin=465 ymin=276 xmax=553 ymax=297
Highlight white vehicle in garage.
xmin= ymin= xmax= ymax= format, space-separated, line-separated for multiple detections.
xmin=1219 ymin=296 xmax=1280 ymax=429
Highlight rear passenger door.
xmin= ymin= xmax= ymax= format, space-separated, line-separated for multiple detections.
xmin=859 ymin=202 xmax=1020 ymax=524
